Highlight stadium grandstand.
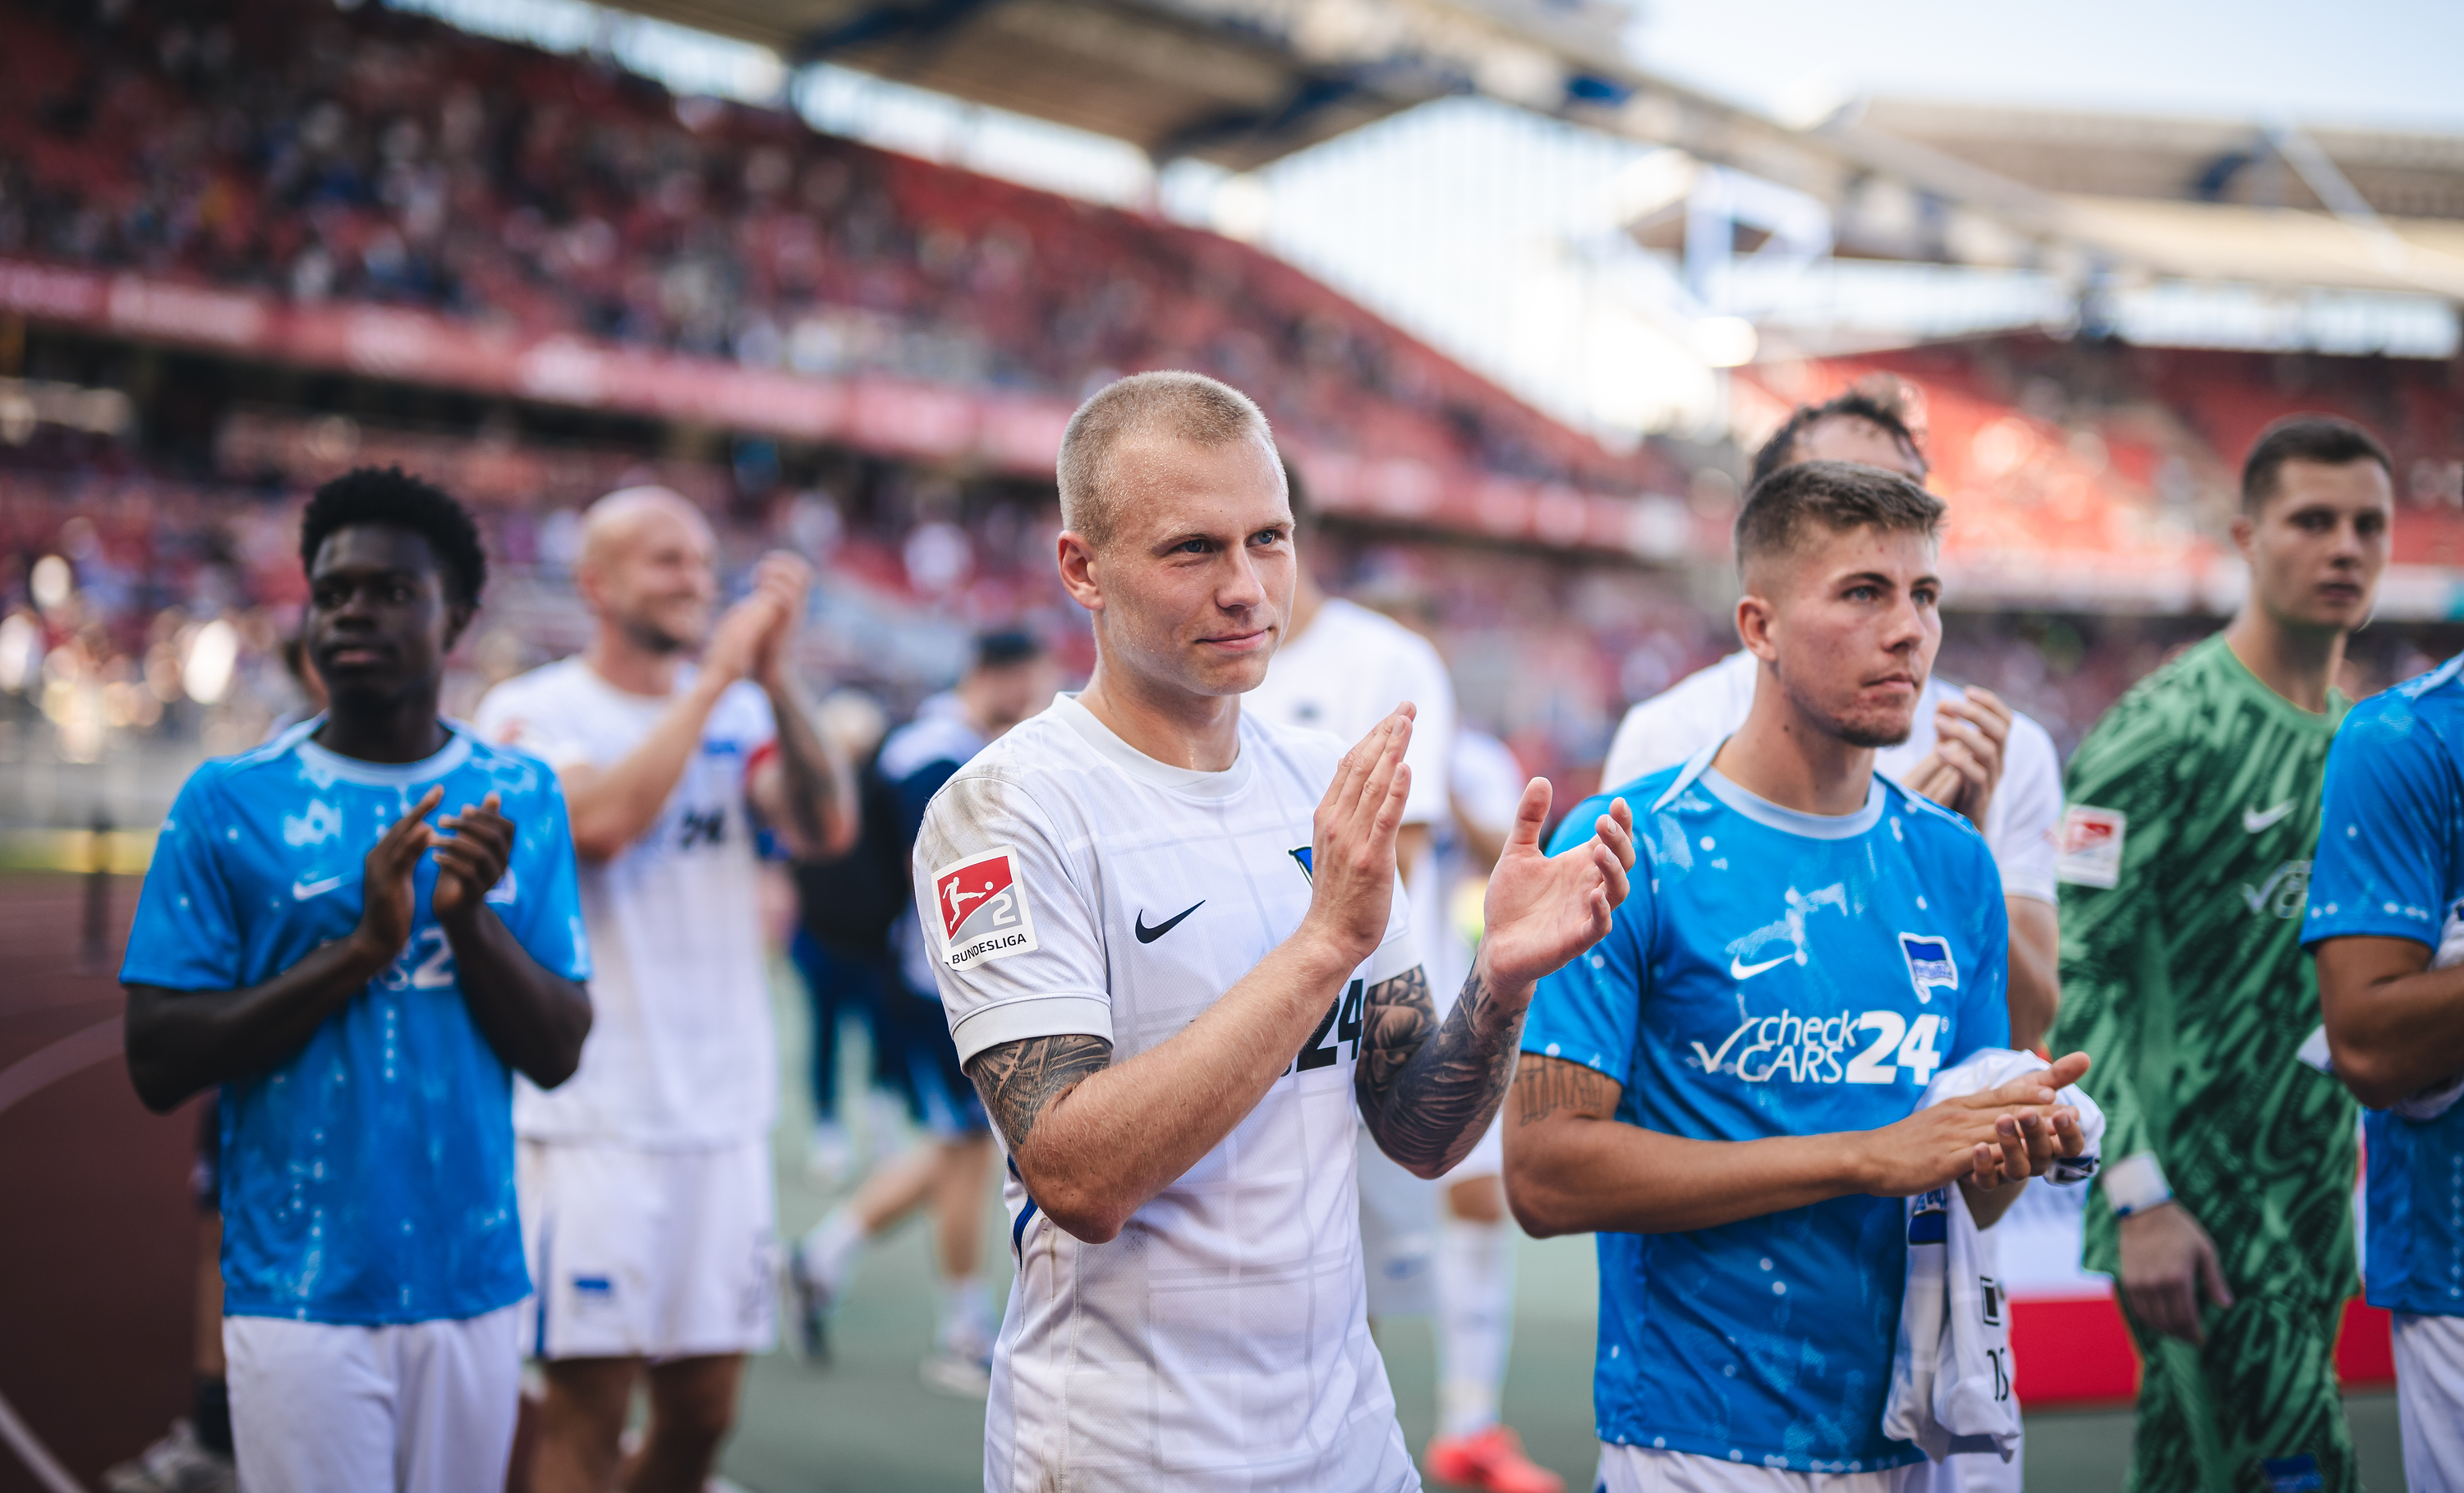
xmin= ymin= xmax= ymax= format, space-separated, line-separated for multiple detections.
xmin=0 ymin=0 xmax=2460 ymax=1487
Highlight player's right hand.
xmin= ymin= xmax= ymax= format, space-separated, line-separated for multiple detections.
xmin=1303 ymin=705 xmax=1414 ymax=963
xmin=2118 ymin=1199 xmax=2235 ymax=1344
xmin=356 ymin=784 xmax=443 ymax=963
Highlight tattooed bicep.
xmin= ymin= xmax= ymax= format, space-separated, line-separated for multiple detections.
xmin=1510 ymin=1053 xmax=1621 ymax=1126
xmin=965 ymin=1033 xmax=1112 ymax=1151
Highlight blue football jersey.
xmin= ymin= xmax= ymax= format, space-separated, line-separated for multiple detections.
xmin=1524 ymin=748 xmax=2010 ymax=1473
xmin=122 ymin=719 xmax=591 ymax=1325
xmin=2304 ymin=654 xmax=2464 ymax=1318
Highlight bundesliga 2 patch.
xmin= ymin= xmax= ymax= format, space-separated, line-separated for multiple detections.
xmin=2055 ymin=804 xmax=2126 ymax=889
xmin=1899 ymin=932 xmax=1959 ymax=1002
xmin=932 ymin=846 xmax=1039 ymax=972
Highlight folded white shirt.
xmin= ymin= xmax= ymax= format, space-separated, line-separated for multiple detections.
xmin=1884 ymin=1049 xmax=2108 ymax=1483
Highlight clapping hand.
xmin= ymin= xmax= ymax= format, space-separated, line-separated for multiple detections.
xmin=1476 ymin=783 xmax=1636 ymax=990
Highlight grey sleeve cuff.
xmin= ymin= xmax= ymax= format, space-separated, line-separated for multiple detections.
xmin=947 ymin=993 xmax=1116 ymax=1066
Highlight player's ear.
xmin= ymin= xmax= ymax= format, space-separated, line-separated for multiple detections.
xmin=2228 ymin=509 xmax=2256 ymax=563
xmin=1055 ymin=531 xmax=1104 ymax=613
xmin=1735 ymin=590 xmax=1779 ymax=664
xmin=442 ymin=601 xmax=477 ymax=654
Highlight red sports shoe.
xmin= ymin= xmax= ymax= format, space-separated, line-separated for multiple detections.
xmin=1425 ymin=1425 xmax=1565 ymax=1493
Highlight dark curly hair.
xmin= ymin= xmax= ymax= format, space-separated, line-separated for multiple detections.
xmin=298 ymin=466 xmax=486 ymax=605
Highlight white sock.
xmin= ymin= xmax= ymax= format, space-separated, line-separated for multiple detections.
xmin=937 ymin=1275 xmax=995 ymax=1355
xmin=798 ymin=1207 xmax=866 ymax=1295
xmin=1434 ymin=1215 xmax=1513 ymax=1440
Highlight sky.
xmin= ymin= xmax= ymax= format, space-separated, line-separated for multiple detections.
xmin=1628 ymin=0 xmax=2464 ymax=131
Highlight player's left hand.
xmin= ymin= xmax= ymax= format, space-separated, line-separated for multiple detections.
xmin=1961 ymin=1050 xmax=2092 ymax=1189
xmin=747 ymin=550 xmax=813 ymax=689
xmin=432 ymin=792 xmax=513 ymax=925
xmin=1476 ymin=783 xmax=1635 ymax=990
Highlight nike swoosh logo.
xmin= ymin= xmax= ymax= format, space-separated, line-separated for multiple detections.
xmin=2243 ymin=802 xmax=2296 ymax=834
xmin=1135 ymin=902 xmax=1204 ymax=944
xmin=1731 ymin=952 xmax=1792 ymax=980
xmin=292 ymin=875 xmax=344 ymax=901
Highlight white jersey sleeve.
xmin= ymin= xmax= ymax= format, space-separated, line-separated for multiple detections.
xmin=915 ymin=770 xmax=1115 ymax=1065
xmin=1393 ymin=632 xmax=1456 ymax=829
xmin=1599 ymin=650 xmax=1758 ymax=791
xmin=472 ymin=672 xmax=591 ymax=772
xmin=1988 ymin=710 xmax=2062 ymax=904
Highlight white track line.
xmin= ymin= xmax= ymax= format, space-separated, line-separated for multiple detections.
xmin=0 ymin=1013 xmax=126 ymax=1493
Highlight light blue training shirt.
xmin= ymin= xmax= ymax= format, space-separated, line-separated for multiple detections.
xmin=1524 ymin=745 xmax=2010 ymax=1472
xmin=122 ymin=718 xmax=591 ymax=1325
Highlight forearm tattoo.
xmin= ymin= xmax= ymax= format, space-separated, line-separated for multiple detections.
xmin=1355 ymin=964 xmax=1520 ymax=1174
xmin=965 ymin=1033 xmax=1112 ymax=1152
xmin=1512 ymin=1053 xmax=1616 ymax=1126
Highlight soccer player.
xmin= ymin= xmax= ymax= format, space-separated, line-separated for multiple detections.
xmin=2052 ymin=415 xmax=2393 ymax=1492
xmin=119 ymin=467 xmax=594 ymax=1493
xmin=2308 ymin=655 xmax=2464 ymax=1489
xmin=473 ymin=487 xmax=852 ymax=1493
xmin=1601 ymin=389 xmax=2064 ymax=1050
xmin=1505 ymin=459 xmax=2089 ymax=1487
xmin=792 ymin=628 xmax=1059 ymax=1394
xmin=917 ymin=370 xmax=1636 ymax=1492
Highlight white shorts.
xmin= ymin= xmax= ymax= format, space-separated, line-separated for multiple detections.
xmin=2394 ymin=1311 xmax=2464 ymax=1492
xmin=224 ymin=1302 xmax=523 ymax=1493
xmin=519 ymin=1136 xmax=778 ymax=1361
xmin=1596 ymin=1445 xmax=1926 ymax=1493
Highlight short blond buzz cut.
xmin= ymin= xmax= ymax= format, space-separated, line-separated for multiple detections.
xmin=1055 ymin=370 xmax=1278 ymax=548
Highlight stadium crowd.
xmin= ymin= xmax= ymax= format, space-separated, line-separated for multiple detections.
xmin=0 ymin=0 xmax=1653 ymax=494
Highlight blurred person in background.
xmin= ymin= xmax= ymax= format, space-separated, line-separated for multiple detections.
xmin=2306 ymin=651 xmax=2464 ymax=1490
xmin=2053 ymin=416 xmax=2394 ymax=1492
xmin=1243 ymin=461 xmax=1532 ymax=1482
xmin=790 ymin=627 xmax=1059 ymax=1395
xmin=473 ymin=487 xmax=853 ymax=1493
xmin=1358 ymin=587 xmax=1563 ymax=1493
xmin=117 ymin=468 xmax=595 ymax=1493
xmin=1602 ymin=388 xmax=2064 ymax=1053
xmin=788 ymin=687 xmax=897 ymax=1185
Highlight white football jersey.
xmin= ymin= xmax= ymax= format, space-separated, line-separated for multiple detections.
xmin=474 ymin=659 xmax=779 ymax=1146
xmin=917 ymin=694 xmax=1423 ymax=1493
xmin=1600 ymin=650 xmax=2064 ymax=903
xmin=1245 ymin=597 xmax=1455 ymax=829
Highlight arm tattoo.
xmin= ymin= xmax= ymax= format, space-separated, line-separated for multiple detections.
xmin=1355 ymin=963 xmax=1520 ymax=1174
xmin=965 ymin=1033 xmax=1112 ymax=1153
xmin=1512 ymin=1053 xmax=1618 ymax=1126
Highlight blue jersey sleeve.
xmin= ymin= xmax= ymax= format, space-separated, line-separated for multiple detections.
xmin=2306 ymin=695 xmax=2456 ymax=949
xmin=121 ymin=770 xmax=245 ymax=991
xmin=499 ymin=774 xmax=593 ymax=983
xmin=1520 ymin=795 xmax=1653 ymax=1086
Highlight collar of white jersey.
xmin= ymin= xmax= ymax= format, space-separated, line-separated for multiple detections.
xmin=291 ymin=714 xmax=476 ymax=787
xmin=1048 ymin=693 xmax=1257 ymax=799
xmin=1651 ymin=735 xmax=1885 ymax=840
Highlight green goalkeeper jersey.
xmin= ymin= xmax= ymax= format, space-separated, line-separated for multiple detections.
xmin=2052 ymin=633 xmax=2357 ymax=1300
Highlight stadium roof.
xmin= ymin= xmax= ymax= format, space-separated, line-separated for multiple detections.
xmin=594 ymin=0 xmax=1631 ymax=170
